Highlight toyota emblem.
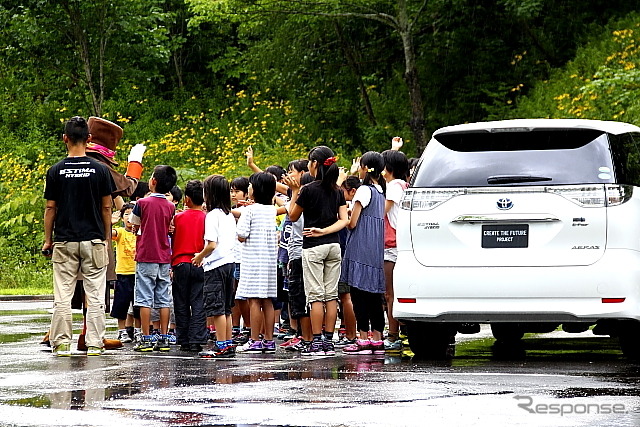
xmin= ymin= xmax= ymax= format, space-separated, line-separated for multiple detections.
xmin=497 ymin=198 xmax=513 ymax=210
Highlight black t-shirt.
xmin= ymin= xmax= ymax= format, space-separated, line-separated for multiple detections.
xmin=295 ymin=180 xmax=346 ymax=249
xmin=44 ymin=156 xmax=116 ymax=242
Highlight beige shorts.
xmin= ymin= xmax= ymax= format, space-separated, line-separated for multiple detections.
xmin=302 ymin=243 xmax=341 ymax=304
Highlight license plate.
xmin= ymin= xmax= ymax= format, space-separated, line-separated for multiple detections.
xmin=482 ymin=224 xmax=529 ymax=248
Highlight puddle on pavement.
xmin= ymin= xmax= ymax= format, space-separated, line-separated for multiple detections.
xmin=4 ymin=384 xmax=144 ymax=410
xmin=555 ymin=387 xmax=640 ymax=398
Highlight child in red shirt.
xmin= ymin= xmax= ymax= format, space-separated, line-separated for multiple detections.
xmin=171 ymin=180 xmax=208 ymax=352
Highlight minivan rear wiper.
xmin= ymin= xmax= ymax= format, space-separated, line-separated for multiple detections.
xmin=487 ymin=175 xmax=552 ymax=184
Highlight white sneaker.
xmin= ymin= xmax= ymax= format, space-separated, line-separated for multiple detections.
xmin=117 ymin=329 xmax=132 ymax=343
xmin=235 ymin=339 xmax=255 ymax=353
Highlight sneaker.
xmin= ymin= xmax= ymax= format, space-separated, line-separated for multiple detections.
xmin=245 ymin=339 xmax=265 ymax=353
xmin=235 ymin=339 xmax=254 ymax=353
xmin=323 ymin=339 xmax=336 ymax=356
xmin=53 ymin=342 xmax=71 ymax=357
xmin=153 ymin=337 xmax=171 ymax=352
xmin=200 ymin=345 xmax=236 ymax=358
xmin=343 ymin=339 xmax=373 ymax=355
xmin=370 ymin=340 xmax=385 ymax=355
xmin=301 ymin=340 xmax=325 ymax=356
xmin=384 ymin=338 xmax=403 ymax=354
xmin=334 ymin=337 xmax=356 ymax=348
xmin=232 ymin=334 xmax=249 ymax=346
xmin=282 ymin=332 xmax=297 ymax=341
xmin=117 ymin=330 xmax=132 ymax=344
xmin=149 ymin=330 xmax=161 ymax=343
xmin=285 ymin=340 xmax=309 ymax=352
xmin=133 ymin=331 xmax=143 ymax=344
xmin=262 ymin=340 xmax=276 ymax=354
xmin=167 ymin=332 xmax=177 ymax=346
xmin=133 ymin=337 xmax=154 ymax=352
xmin=87 ymin=346 xmax=104 ymax=356
xmin=280 ymin=337 xmax=301 ymax=348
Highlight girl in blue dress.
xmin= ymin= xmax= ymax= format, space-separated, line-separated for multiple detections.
xmin=340 ymin=151 xmax=387 ymax=355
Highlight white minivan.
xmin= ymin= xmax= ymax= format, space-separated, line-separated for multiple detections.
xmin=394 ymin=119 xmax=640 ymax=359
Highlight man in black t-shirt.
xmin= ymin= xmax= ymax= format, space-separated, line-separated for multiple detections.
xmin=42 ymin=116 xmax=116 ymax=357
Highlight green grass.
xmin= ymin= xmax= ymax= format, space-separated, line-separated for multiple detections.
xmin=0 ymin=288 xmax=53 ymax=296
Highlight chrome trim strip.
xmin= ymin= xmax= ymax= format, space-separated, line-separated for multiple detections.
xmin=451 ymin=214 xmax=560 ymax=224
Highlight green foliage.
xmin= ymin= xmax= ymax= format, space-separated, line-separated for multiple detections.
xmin=513 ymin=12 xmax=640 ymax=124
xmin=3 ymin=2 xmax=640 ymax=292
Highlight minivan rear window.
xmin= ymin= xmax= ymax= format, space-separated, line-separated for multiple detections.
xmin=609 ymin=133 xmax=640 ymax=186
xmin=413 ymin=129 xmax=615 ymax=187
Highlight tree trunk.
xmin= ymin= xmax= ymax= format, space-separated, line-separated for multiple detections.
xmin=333 ymin=21 xmax=377 ymax=126
xmin=397 ymin=0 xmax=428 ymax=155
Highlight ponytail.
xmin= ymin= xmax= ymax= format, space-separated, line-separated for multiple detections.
xmin=308 ymin=145 xmax=339 ymax=192
xmin=360 ymin=151 xmax=386 ymax=195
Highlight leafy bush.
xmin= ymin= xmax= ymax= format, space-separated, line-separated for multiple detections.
xmin=513 ymin=13 xmax=640 ymax=125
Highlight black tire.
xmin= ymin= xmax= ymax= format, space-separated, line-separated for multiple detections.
xmin=407 ymin=322 xmax=456 ymax=359
xmin=618 ymin=321 xmax=640 ymax=360
xmin=490 ymin=323 xmax=524 ymax=343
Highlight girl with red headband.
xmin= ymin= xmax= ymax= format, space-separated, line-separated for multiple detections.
xmin=285 ymin=145 xmax=348 ymax=356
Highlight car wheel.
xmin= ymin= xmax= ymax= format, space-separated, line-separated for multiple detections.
xmin=490 ymin=323 xmax=524 ymax=343
xmin=618 ymin=320 xmax=640 ymax=360
xmin=407 ymin=322 xmax=456 ymax=359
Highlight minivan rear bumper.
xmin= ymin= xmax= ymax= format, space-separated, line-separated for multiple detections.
xmin=393 ymin=248 xmax=640 ymax=323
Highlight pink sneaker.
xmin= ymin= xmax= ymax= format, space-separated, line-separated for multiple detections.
xmin=343 ymin=339 xmax=372 ymax=355
xmin=370 ymin=340 xmax=385 ymax=355
xmin=280 ymin=337 xmax=301 ymax=348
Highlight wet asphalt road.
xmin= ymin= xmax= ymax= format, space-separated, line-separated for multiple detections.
xmin=1 ymin=300 xmax=640 ymax=427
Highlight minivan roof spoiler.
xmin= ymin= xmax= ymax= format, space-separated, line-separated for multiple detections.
xmin=433 ymin=119 xmax=640 ymax=137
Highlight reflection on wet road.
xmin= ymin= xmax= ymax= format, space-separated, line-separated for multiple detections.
xmin=1 ymin=300 xmax=639 ymax=426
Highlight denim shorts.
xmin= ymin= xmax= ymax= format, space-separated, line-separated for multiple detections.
xmin=134 ymin=262 xmax=172 ymax=308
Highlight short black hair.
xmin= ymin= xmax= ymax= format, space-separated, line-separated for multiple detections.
xmin=130 ymin=181 xmax=149 ymax=201
xmin=287 ymin=159 xmax=309 ymax=173
xmin=382 ymin=150 xmax=409 ymax=181
xmin=169 ymin=185 xmax=183 ymax=204
xmin=120 ymin=202 xmax=135 ymax=217
xmin=203 ymin=175 xmax=231 ymax=214
xmin=64 ymin=116 xmax=89 ymax=144
xmin=231 ymin=176 xmax=250 ymax=194
xmin=184 ymin=180 xmax=204 ymax=206
xmin=265 ymin=165 xmax=286 ymax=182
xmin=152 ymin=165 xmax=177 ymax=194
xmin=250 ymin=172 xmax=276 ymax=205
xmin=341 ymin=175 xmax=361 ymax=191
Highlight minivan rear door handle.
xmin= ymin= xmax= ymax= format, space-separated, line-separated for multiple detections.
xmin=451 ymin=214 xmax=561 ymax=224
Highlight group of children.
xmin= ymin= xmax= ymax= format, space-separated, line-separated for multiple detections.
xmin=108 ymin=138 xmax=412 ymax=358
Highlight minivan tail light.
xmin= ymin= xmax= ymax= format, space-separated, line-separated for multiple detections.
xmin=546 ymin=185 xmax=606 ymax=207
xmin=545 ymin=184 xmax=632 ymax=207
xmin=401 ymin=189 xmax=466 ymax=211
xmin=604 ymin=184 xmax=633 ymax=206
